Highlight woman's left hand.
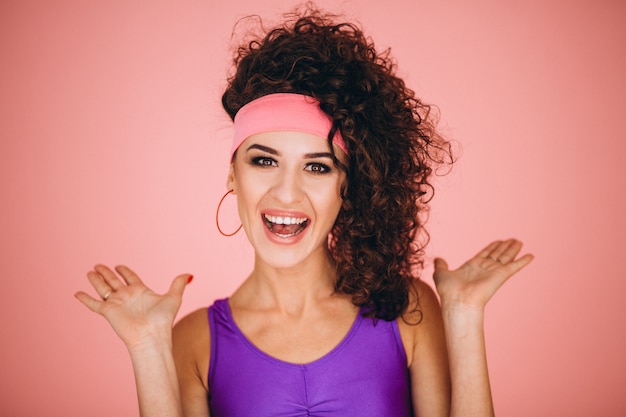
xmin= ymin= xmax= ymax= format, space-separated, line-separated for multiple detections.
xmin=433 ymin=239 xmax=534 ymax=310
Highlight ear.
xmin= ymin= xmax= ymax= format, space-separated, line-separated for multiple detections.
xmin=226 ymin=163 xmax=236 ymax=194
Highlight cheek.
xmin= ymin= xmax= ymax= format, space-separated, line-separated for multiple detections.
xmin=311 ymin=188 xmax=343 ymax=221
xmin=236 ymin=185 xmax=260 ymax=210
xmin=233 ymin=178 xmax=262 ymax=220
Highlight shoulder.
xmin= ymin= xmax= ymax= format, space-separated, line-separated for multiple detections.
xmin=173 ymin=308 xmax=211 ymax=390
xmin=397 ymin=279 xmax=441 ymax=329
xmin=413 ymin=279 xmax=442 ymax=326
xmin=397 ymin=279 xmax=445 ymax=366
xmin=173 ymin=308 xmax=212 ymax=416
xmin=174 ymin=307 xmax=210 ymax=348
xmin=398 ymin=280 xmax=451 ymax=415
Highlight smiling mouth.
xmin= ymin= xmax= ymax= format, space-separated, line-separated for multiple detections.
xmin=263 ymin=214 xmax=309 ymax=238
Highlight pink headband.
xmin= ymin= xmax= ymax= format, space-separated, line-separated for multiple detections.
xmin=231 ymin=93 xmax=348 ymax=158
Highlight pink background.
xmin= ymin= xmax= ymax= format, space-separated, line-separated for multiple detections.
xmin=1 ymin=1 xmax=625 ymax=416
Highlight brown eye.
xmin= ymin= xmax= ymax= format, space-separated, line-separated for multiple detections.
xmin=306 ymin=163 xmax=331 ymax=174
xmin=252 ymin=157 xmax=277 ymax=167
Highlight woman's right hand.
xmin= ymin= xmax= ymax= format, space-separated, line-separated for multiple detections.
xmin=75 ymin=265 xmax=192 ymax=351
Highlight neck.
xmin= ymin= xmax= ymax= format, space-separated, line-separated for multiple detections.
xmin=233 ymin=249 xmax=339 ymax=315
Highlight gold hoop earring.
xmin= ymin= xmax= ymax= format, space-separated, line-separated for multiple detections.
xmin=216 ymin=190 xmax=242 ymax=237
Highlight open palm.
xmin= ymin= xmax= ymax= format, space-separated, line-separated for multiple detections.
xmin=75 ymin=265 xmax=191 ymax=350
xmin=433 ymin=239 xmax=534 ymax=309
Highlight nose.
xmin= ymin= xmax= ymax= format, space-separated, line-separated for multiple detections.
xmin=271 ymin=167 xmax=304 ymax=205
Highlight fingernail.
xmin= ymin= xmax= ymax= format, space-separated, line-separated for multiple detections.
xmin=187 ymin=275 xmax=194 ymax=284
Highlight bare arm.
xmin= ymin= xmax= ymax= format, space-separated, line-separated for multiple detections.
xmin=434 ymin=239 xmax=533 ymax=417
xmin=173 ymin=309 xmax=212 ymax=417
xmin=441 ymin=303 xmax=492 ymax=416
xmin=406 ymin=280 xmax=451 ymax=417
xmin=75 ymin=265 xmax=192 ymax=417
xmin=129 ymin=338 xmax=183 ymax=417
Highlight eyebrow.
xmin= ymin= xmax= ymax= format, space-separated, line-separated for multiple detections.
xmin=246 ymin=144 xmax=334 ymax=159
xmin=246 ymin=144 xmax=278 ymax=155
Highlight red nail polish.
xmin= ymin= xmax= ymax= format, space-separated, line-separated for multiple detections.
xmin=187 ymin=275 xmax=194 ymax=284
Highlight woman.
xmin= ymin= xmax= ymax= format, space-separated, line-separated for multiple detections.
xmin=76 ymin=8 xmax=533 ymax=417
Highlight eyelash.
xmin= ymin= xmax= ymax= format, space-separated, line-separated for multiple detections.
xmin=251 ymin=157 xmax=277 ymax=167
xmin=250 ymin=157 xmax=332 ymax=174
xmin=305 ymin=162 xmax=331 ymax=174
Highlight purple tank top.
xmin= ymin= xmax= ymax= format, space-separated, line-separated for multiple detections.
xmin=207 ymin=298 xmax=412 ymax=417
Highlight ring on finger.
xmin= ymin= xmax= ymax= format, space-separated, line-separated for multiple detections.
xmin=102 ymin=291 xmax=112 ymax=301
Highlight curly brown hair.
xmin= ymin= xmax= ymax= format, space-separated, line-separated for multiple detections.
xmin=222 ymin=5 xmax=452 ymax=321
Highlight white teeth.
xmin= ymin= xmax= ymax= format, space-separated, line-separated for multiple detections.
xmin=264 ymin=214 xmax=307 ymax=225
